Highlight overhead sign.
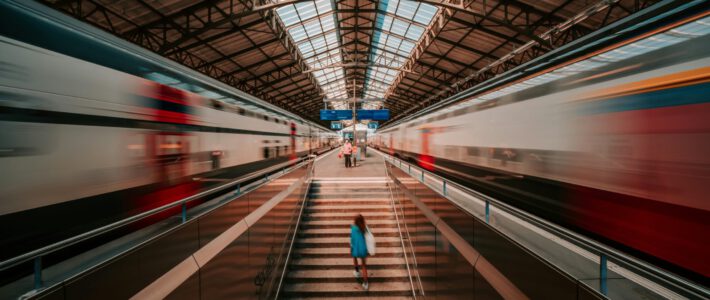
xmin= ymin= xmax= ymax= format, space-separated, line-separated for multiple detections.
xmin=320 ymin=110 xmax=352 ymax=120
xmin=357 ymin=109 xmax=390 ymax=120
xmin=367 ymin=122 xmax=378 ymax=129
xmin=330 ymin=122 xmax=343 ymax=130
xmin=320 ymin=109 xmax=390 ymax=121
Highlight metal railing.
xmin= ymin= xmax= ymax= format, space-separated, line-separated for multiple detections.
xmin=383 ymin=158 xmax=424 ymax=298
xmin=0 ymin=156 xmax=312 ymax=293
xmin=375 ymin=149 xmax=709 ymax=299
xmin=273 ymin=154 xmax=319 ymax=299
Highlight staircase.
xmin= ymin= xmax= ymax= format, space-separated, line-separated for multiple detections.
xmin=281 ymin=177 xmax=414 ymax=299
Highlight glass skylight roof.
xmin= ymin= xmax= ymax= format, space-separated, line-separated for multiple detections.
xmin=276 ymin=0 xmax=438 ymax=111
xmin=362 ymin=0 xmax=438 ymax=109
xmin=276 ymin=0 xmax=345 ymax=106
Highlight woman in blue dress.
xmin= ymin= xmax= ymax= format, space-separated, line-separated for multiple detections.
xmin=351 ymin=214 xmax=369 ymax=290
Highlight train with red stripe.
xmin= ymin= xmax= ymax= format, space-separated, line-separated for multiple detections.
xmin=375 ymin=8 xmax=710 ymax=280
xmin=0 ymin=1 xmax=337 ymax=259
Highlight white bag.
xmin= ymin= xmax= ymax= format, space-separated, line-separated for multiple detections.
xmin=365 ymin=226 xmax=376 ymax=255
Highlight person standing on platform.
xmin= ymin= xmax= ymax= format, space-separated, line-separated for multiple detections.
xmin=351 ymin=214 xmax=370 ymax=290
xmin=340 ymin=139 xmax=353 ymax=168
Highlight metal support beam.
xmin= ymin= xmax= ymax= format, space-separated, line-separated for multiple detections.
xmin=323 ymin=98 xmax=385 ymax=102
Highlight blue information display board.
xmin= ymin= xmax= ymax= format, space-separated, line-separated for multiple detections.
xmin=320 ymin=110 xmax=352 ymax=120
xmin=330 ymin=122 xmax=343 ymax=130
xmin=320 ymin=109 xmax=390 ymax=121
xmin=367 ymin=122 xmax=378 ymax=129
xmin=357 ymin=109 xmax=390 ymax=120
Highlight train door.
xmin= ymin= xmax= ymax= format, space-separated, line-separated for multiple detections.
xmin=138 ymin=80 xmax=199 ymax=210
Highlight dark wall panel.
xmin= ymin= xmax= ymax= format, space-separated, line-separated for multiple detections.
xmin=435 ymin=228 xmax=474 ymax=299
xmin=200 ymin=232 xmax=251 ymax=299
xmin=474 ymin=268 xmax=504 ymax=300
xmin=473 ymin=218 xmax=578 ymax=299
xmin=198 ymin=195 xmax=250 ymax=247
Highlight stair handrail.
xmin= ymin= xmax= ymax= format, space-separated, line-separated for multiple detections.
xmin=273 ymin=152 xmax=322 ymax=299
xmin=383 ymin=159 xmax=425 ymax=298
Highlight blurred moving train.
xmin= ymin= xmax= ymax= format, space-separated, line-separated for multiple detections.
xmin=0 ymin=1 xmax=337 ymax=258
xmin=375 ymin=11 xmax=710 ymax=279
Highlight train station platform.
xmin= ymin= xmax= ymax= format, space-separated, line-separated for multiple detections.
xmin=1 ymin=149 xmax=707 ymax=299
xmin=1 ymin=145 xmax=707 ymax=300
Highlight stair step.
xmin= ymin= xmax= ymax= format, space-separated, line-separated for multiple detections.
xmin=308 ymin=198 xmax=391 ymax=204
xmin=284 ymin=297 xmax=412 ymax=300
xmin=305 ymin=212 xmax=394 ymax=220
xmin=310 ymin=187 xmax=390 ymax=192
xmin=287 ymin=268 xmax=410 ymax=281
xmin=290 ymin=257 xmax=406 ymax=268
xmin=299 ymin=227 xmax=399 ymax=236
xmin=295 ymin=236 xmax=401 ymax=248
xmin=309 ymin=193 xmax=391 ymax=199
xmin=300 ymin=219 xmax=397 ymax=229
xmin=306 ymin=205 xmax=392 ymax=212
xmin=281 ymin=282 xmax=413 ymax=297
xmin=294 ymin=247 xmax=403 ymax=258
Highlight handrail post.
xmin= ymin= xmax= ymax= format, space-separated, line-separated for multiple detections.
xmin=33 ymin=257 xmax=42 ymax=290
xmin=236 ymin=183 xmax=241 ymax=195
xmin=408 ymin=165 xmax=411 ymax=174
xmin=485 ymin=200 xmax=490 ymax=224
xmin=443 ymin=180 xmax=447 ymax=196
xmin=420 ymin=171 xmax=424 ymax=182
xmin=600 ymin=254 xmax=608 ymax=295
xmin=181 ymin=202 xmax=187 ymax=223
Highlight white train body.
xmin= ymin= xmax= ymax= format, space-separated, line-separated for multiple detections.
xmin=0 ymin=35 xmax=332 ymax=216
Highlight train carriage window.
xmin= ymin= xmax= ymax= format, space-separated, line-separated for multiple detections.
xmin=210 ymin=99 xmax=224 ymax=110
xmin=238 ymin=107 xmax=246 ymax=115
xmin=263 ymin=115 xmax=269 ymax=121
xmin=274 ymin=118 xmax=280 ymax=124
xmin=467 ymin=147 xmax=480 ymax=156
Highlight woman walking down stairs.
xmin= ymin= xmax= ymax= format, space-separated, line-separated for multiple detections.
xmin=280 ymin=177 xmax=414 ymax=299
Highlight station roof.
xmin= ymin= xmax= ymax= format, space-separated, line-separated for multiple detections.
xmin=43 ymin=0 xmax=660 ymax=123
